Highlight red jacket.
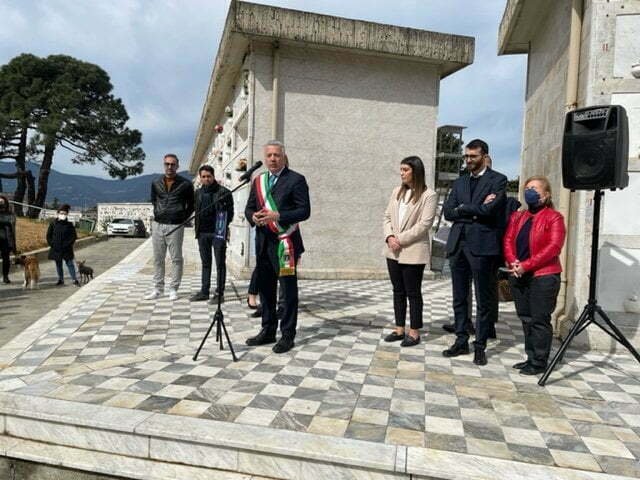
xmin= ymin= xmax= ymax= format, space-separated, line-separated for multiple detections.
xmin=503 ymin=207 xmax=566 ymax=277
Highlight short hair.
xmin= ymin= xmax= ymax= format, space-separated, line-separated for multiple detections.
xmin=466 ymin=139 xmax=489 ymax=155
xmin=198 ymin=165 xmax=214 ymax=176
xmin=524 ymin=175 xmax=555 ymax=208
xmin=58 ymin=203 xmax=71 ymax=213
xmin=164 ymin=153 xmax=179 ymax=163
xmin=264 ymin=140 xmax=285 ymax=154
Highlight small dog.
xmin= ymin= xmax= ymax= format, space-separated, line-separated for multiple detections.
xmin=78 ymin=260 xmax=94 ymax=284
xmin=15 ymin=255 xmax=40 ymax=289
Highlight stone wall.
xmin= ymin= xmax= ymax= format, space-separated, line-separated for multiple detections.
xmin=96 ymin=203 xmax=153 ymax=233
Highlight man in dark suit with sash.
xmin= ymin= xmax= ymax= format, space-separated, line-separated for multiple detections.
xmin=245 ymin=140 xmax=311 ymax=354
xmin=442 ymin=139 xmax=507 ymax=365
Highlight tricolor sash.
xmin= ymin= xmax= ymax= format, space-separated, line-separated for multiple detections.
xmin=255 ymin=172 xmax=297 ymax=276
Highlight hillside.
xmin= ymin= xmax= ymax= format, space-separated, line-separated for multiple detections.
xmin=0 ymin=162 xmax=193 ymax=208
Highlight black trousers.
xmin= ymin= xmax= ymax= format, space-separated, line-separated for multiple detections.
xmin=248 ymin=265 xmax=286 ymax=315
xmin=386 ymin=259 xmax=425 ymax=330
xmin=0 ymin=243 xmax=10 ymax=278
xmin=197 ymin=233 xmax=225 ymax=295
xmin=256 ymin=249 xmax=298 ymax=340
xmin=450 ymin=239 xmax=499 ymax=349
xmin=509 ymin=273 xmax=560 ymax=368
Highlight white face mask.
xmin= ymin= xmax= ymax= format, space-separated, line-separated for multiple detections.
xmin=58 ymin=214 xmax=67 ymax=221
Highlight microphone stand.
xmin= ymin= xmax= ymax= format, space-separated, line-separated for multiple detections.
xmin=189 ymin=178 xmax=251 ymax=362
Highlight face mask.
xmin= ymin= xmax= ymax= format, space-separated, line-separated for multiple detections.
xmin=524 ymin=188 xmax=541 ymax=208
xmin=58 ymin=214 xmax=67 ymax=221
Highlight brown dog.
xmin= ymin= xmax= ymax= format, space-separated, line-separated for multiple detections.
xmin=15 ymin=255 xmax=40 ymax=289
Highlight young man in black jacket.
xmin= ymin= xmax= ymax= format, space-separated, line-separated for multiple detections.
xmin=190 ymin=165 xmax=233 ymax=302
xmin=442 ymin=139 xmax=507 ymax=366
xmin=146 ymin=154 xmax=194 ymax=301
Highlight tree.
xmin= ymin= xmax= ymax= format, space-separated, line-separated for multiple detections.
xmin=0 ymin=54 xmax=145 ymax=217
xmin=0 ymin=54 xmax=47 ymax=214
xmin=437 ymin=131 xmax=464 ymax=155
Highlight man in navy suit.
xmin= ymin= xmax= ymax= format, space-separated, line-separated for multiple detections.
xmin=245 ymin=141 xmax=311 ymax=354
xmin=442 ymin=139 xmax=507 ymax=365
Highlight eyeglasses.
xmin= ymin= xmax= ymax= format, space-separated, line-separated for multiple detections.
xmin=164 ymin=163 xmax=177 ymax=168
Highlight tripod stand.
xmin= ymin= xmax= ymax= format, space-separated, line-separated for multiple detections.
xmin=165 ymin=179 xmax=251 ymax=362
xmin=539 ymin=190 xmax=640 ymax=386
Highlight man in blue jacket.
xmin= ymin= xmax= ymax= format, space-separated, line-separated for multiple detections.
xmin=442 ymin=139 xmax=507 ymax=365
xmin=244 ymin=141 xmax=310 ymax=354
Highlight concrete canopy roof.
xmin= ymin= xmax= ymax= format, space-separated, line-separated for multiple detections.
xmin=190 ymin=0 xmax=475 ymax=171
xmin=498 ymin=0 xmax=556 ymax=55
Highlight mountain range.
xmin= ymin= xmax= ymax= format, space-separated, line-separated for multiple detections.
xmin=0 ymin=162 xmax=193 ymax=208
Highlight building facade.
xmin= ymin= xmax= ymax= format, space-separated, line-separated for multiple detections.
xmin=499 ymin=0 xmax=640 ymax=350
xmin=97 ymin=203 xmax=153 ymax=233
xmin=190 ymin=0 xmax=474 ymax=279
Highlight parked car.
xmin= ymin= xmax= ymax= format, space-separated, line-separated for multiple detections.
xmin=107 ymin=218 xmax=147 ymax=238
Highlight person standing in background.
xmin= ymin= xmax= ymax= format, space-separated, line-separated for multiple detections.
xmin=47 ymin=204 xmax=79 ymax=287
xmin=0 ymin=196 xmax=16 ymax=284
xmin=146 ymin=154 xmax=194 ymax=301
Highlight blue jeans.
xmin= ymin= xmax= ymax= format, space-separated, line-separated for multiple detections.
xmin=55 ymin=259 xmax=77 ymax=282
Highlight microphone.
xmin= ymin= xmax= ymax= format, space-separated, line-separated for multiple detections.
xmin=239 ymin=161 xmax=263 ymax=182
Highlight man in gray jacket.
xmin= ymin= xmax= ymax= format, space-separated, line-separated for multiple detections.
xmin=146 ymin=154 xmax=194 ymax=301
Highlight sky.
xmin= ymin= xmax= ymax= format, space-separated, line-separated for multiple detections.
xmin=0 ymin=0 xmax=526 ymax=179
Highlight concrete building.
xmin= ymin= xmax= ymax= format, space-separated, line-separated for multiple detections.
xmin=499 ymin=0 xmax=640 ymax=351
xmin=190 ymin=0 xmax=474 ymax=279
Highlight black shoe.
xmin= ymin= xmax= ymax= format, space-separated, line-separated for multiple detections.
xmin=272 ymin=338 xmax=295 ymax=354
xmin=250 ymin=305 xmax=263 ymax=318
xmin=520 ymin=364 xmax=546 ymax=376
xmin=400 ymin=334 xmax=421 ymax=347
xmin=190 ymin=292 xmax=209 ymax=302
xmin=443 ymin=342 xmax=470 ymax=357
xmin=209 ymin=293 xmax=224 ymax=304
xmin=56 ymin=280 xmax=64 ymax=286
xmin=443 ymin=322 xmax=475 ymax=335
xmin=384 ymin=331 xmax=404 ymax=342
xmin=246 ymin=329 xmax=276 ymax=346
xmin=73 ymin=280 xmax=81 ymax=287
xmin=2 ymin=277 xmax=10 ymax=284
xmin=473 ymin=348 xmax=487 ymax=366
xmin=512 ymin=361 xmax=528 ymax=370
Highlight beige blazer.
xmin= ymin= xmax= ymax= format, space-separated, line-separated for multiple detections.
xmin=383 ymin=186 xmax=438 ymax=265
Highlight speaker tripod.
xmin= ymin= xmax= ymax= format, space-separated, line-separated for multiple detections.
xmin=539 ymin=190 xmax=640 ymax=386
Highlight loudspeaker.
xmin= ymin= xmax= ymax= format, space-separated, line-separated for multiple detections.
xmin=562 ymin=105 xmax=629 ymax=190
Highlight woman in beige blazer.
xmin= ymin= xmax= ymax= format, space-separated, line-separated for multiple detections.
xmin=383 ymin=156 xmax=437 ymax=347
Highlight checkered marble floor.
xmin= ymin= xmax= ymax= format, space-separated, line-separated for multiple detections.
xmin=1 ymin=236 xmax=639 ymax=478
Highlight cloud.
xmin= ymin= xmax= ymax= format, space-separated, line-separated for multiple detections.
xmin=1 ymin=0 xmax=526 ymax=179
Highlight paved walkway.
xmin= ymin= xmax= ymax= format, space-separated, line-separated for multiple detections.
xmin=0 ymin=233 xmax=639 ymax=479
xmin=0 ymin=237 xmax=146 ymax=348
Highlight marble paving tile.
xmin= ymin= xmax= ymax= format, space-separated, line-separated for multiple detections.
xmin=549 ymin=449 xmax=602 ymax=472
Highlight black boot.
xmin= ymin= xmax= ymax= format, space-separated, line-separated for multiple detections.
xmin=246 ymin=329 xmax=276 ymax=346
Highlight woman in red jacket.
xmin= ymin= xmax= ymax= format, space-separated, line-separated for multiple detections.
xmin=503 ymin=176 xmax=566 ymax=376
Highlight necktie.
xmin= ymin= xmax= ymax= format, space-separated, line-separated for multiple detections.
xmin=269 ymin=174 xmax=276 ymax=189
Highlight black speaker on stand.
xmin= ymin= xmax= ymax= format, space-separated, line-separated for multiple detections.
xmin=540 ymin=105 xmax=640 ymax=386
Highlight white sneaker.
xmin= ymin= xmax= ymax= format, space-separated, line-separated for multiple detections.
xmin=144 ymin=290 xmax=162 ymax=300
xmin=168 ymin=289 xmax=178 ymax=301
